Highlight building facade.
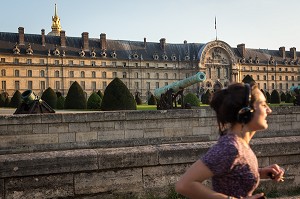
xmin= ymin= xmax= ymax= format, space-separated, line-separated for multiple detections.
xmin=0 ymin=5 xmax=299 ymax=100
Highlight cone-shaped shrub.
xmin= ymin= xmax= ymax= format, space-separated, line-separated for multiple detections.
xmin=56 ymin=96 xmax=65 ymax=109
xmin=135 ymin=92 xmax=142 ymax=105
xmin=202 ymin=89 xmax=212 ymax=104
xmin=148 ymin=94 xmax=157 ymax=105
xmin=0 ymin=94 xmax=5 ymax=107
xmin=56 ymin=91 xmax=62 ymax=98
xmin=87 ymin=92 xmax=102 ymax=109
xmin=280 ymin=92 xmax=286 ymax=102
xmin=270 ymin=90 xmax=281 ymax=104
xmin=101 ymin=77 xmax=136 ymax=110
xmin=184 ymin=93 xmax=200 ymax=106
xmin=265 ymin=92 xmax=271 ymax=103
xmin=96 ymin=90 xmax=104 ymax=99
xmin=9 ymin=90 xmax=22 ymax=108
xmin=65 ymin=81 xmax=87 ymax=109
xmin=41 ymin=87 xmax=57 ymax=109
xmin=286 ymin=92 xmax=293 ymax=103
xmin=4 ymin=97 xmax=10 ymax=107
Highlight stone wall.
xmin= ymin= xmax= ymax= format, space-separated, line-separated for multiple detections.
xmin=1 ymin=106 xmax=300 ymax=155
xmin=1 ymin=107 xmax=300 ymax=198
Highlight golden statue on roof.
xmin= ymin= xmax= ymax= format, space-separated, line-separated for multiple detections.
xmin=48 ymin=4 xmax=62 ymax=36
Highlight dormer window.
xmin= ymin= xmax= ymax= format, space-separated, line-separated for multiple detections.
xmin=111 ymin=51 xmax=117 ymax=58
xmin=13 ymin=43 xmax=20 ymax=55
xmin=79 ymin=48 xmax=85 ymax=57
xmin=101 ymin=50 xmax=107 ymax=58
xmin=53 ymin=45 xmax=60 ymax=56
xmin=90 ymin=48 xmax=96 ymax=58
xmin=162 ymin=54 xmax=168 ymax=61
xmin=133 ymin=53 xmax=139 ymax=59
xmin=171 ymin=54 xmax=177 ymax=61
xmin=153 ymin=53 xmax=159 ymax=60
xmin=184 ymin=55 xmax=190 ymax=61
xmin=26 ymin=44 xmax=33 ymax=55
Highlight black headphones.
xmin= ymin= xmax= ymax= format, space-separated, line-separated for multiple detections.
xmin=237 ymin=83 xmax=254 ymax=124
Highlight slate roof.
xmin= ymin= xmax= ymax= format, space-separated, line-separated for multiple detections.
xmin=0 ymin=31 xmax=299 ymax=64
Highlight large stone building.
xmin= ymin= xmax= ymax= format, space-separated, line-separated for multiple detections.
xmin=0 ymin=5 xmax=299 ymax=100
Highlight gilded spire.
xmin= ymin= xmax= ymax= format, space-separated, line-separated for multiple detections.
xmin=48 ymin=4 xmax=62 ymax=36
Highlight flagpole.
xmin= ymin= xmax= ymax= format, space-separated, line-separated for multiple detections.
xmin=215 ymin=16 xmax=218 ymax=40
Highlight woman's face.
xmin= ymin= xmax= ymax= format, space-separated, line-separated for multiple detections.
xmin=248 ymin=89 xmax=272 ymax=131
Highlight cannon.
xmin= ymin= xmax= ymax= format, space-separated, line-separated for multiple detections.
xmin=154 ymin=72 xmax=206 ymax=109
xmin=14 ymin=90 xmax=55 ymax=114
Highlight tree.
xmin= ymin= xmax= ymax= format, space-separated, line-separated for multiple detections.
xmin=56 ymin=96 xmax=65 ymax=109
xmin=87 ymin=92 xmax=102 ymax=109
xmin=135 ymin=92 xmax=142 ymax=105
xmin=41 ymin=87 xmax=57 ymax=109
xmin=184 ymin=93 xmax=200 ymax=106
xmin=148 ymin=94 xmax=157 ymax=105
xmin=270 ymin=90 xmax=281 ymax=104
xmin=101 ymin=77 xmax=136 ymax=111
xmin=65 ymin=81 xmax=87 ymax=109
xmin=280 ymin=92 xmax=286 ymax=102
xmin=96 ymin=90 xmax=104 ymax=99
xmin=9 ymin=90 xmax=22 ymax=108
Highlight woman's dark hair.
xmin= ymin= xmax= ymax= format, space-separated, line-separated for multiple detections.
xmin=210 ymin=82 xmax=257 ymax=135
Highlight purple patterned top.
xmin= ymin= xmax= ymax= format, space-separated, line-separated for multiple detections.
xmin=202 ymin=133 xmax=260 ymax=198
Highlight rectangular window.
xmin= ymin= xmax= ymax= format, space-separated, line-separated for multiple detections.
xmin=54 ymin=60 xmax=59 ymax=65
xmin=103 ymin=81 xmax=107 ymax=90
xmin=292 ymin=76 xmax=295 ymax=81
xmin=112 ymin=62 xmax=117 ymax=67
xmin=92 ymin=71 xmax=96 ymax=78
xmin=122 ymin=62 xmax=126 ymax=67
xmin=0 ymin=58 xmax=5 ymax=63
xmin=146 ymin=63 xmax=150 ymax=68
xmin=285 ymin=76 xmax=288 ymax=81
xmin=15 ymin=81 xmax=20 ymax=90
xmin=40 ymin=59 xmax=45 ymax=65
xmin=28 ymin=70 xmax=32 ymax=77
xmin=257 ymin=75 xmax=259 ymax=80
xmin=101 ymin=62 xmax=106 ymax=67
xmin=28 ymin=81 xmax=33 ymax=90
xmin=123 ymin=72 xmax=127 ymax=78
xmin=40 ymin=81 xmax=45 ymax=90
xmin=15 ymin=70 xmax=19 ymax=77
xmin=146 ymin=82 xmax=150 ymax=90
xmin=102 ymin=72 xmax=107 ymax=78
xmin=69 ymin=60 xmax=74 ymax=66
xmin=134 ymin=82 xmax=139 ymax=90
xmin=113 ymin=72 xmax=117 ymax=78
xmin=80 ymin=81 xmax=85 ymax=90
xmin=69 ymin=71 xmax=74 ymax=78
xmin=91 ymin=81 xmax=96 ymax=91
xmin=156 ymin=82 xmax=159 ymax=89
xmin=27 ymin=59 xmax=32 ymax=64
xmin=14 ymin=58 xmax=19 ymax=64
xmin=135 ymin=63 xmax=138 ymax=67
xmin=80 ymin=61 xmax=85 ymax=66
xmin=55 ymin=81 xmax=60 ymax=90
xmin=91 ymin=61 xmax=96 ymax=66
xmin=1 ymin=81 xmax=6 ymax=90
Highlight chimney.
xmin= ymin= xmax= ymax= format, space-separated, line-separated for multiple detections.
xmin=60 ymin=30 xmax=66 ymax=47
xmin=279 ymin=46 xmax=285 ymax=59
xmin=290 ymin=47 xmax=297 ymax=60
xmin=160 ymin=38 xmax=166 ymax=51
xmin=41 ymin=29 xmax=46 ymax=46
xmin=18 ymin=27 xmax=25 ymax=45
xmin=81 ymin=32 xmax=89 ymax=51
xmin=100 ymin=33 xmax=107 ymax=50
xmin=237 ymin=44 xmax=245 ymax=58
xmin=143 ymin=37 xmax=147 ymax=48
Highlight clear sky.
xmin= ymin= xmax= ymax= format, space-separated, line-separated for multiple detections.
xmin=1 ymin=0 xmax=300 ymax=51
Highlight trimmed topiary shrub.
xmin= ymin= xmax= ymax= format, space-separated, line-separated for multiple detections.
xmin=41 ymin=87 xmax=57 ymax=109
xmin=56 ymin=96 xmax=65 ymax=109
xmin=184 ymin=93 xmax=200 ymax=107
xmin=4 ymin=97 xmax=10 ymax=107
xmin=65 ymin=81 xmax=87 ymax=109
xmin=135 ymin=92 xmax=142 ymax=105
xmin=202 ymin=89 xmax=212 ymax=104
xmin=270 ymin=90 xmax=281 ymax=104
xmin=9 ymin=90 xmax=22 ymax=108
xmin=87 ymin=92 xmax=102 ymax=109
xmin=148 ymin=94 xmax=157 ymax=105
xmin=265 ymin=92 xmax=271 ymax=103
xmin=56 ymin=91 xmax=62 ymax=98
xmin=0 ymin=94 xmax=5 ymax=107
xmin=280 ymin=92 xmax=286 ymax=102
xmin=286 ymin=92 xmax=293 ymax=103
xmin=101 ymin=77 xmax=136 ymax=111
xmin=96 ymin=90 xmax=104 ymax=99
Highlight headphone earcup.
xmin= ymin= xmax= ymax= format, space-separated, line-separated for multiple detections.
xmin=237 ymin=107 xmax=253 ymax=124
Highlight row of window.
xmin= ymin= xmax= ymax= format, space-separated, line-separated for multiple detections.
xmin=243 ymin=66 xmax=298 ymax=72
xmin=244 ymin=74 xmax=299 ymax=81
xmin=0 ymin=69 xmax=178 ymax=79
xmin=0 ymin=80 xmax=168 ymax=91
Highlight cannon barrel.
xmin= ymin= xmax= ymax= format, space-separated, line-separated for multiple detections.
xmin=154 ymin=72 xmax=206 ymax=99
